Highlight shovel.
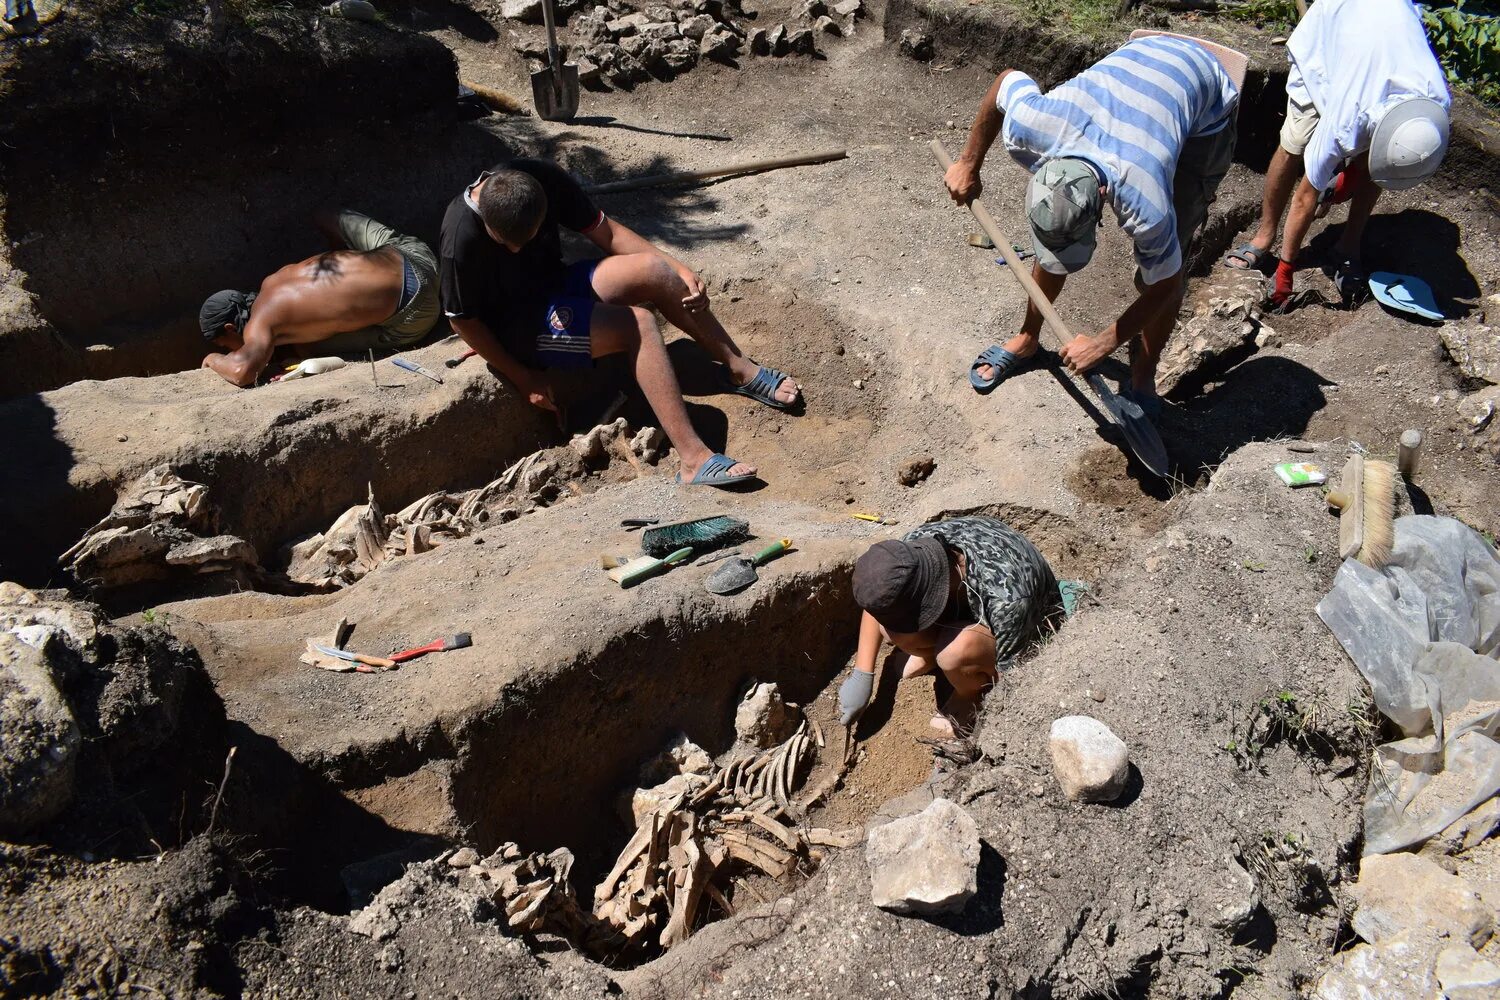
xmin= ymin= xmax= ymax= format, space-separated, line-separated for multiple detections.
xmin=705 ymin=539 xmax=791 ymax=595
xmin=929 ymin=140 xmax=1171 ymax=480
xmin=531 ymin=0 xmax=579 ymax=122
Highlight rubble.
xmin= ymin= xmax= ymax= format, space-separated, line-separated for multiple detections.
xmin=1313 ymin=852 xmax=1495 ymax=999
xmin=897 ymin=454 xmax=936 ymax=487
xmin=1049 ymin=715 xmax=1130 ymax=802
xmin=1348 ymin=853 xmax=1492 ymax=950
xmin=1440 ymin=320 xmax=1500 ymax=385
xmin=699 ymin=23 xmax=741 ymax=61
xmin=811 ymin=14 xmax=840 ymax=36
xmin=898 ymin=26 xmax=934 ymax=60
xmin=787 ymin=26 xmax=816 ymax=54
xmin=59 ymin=465 xmax=261 ymax=591
xmin=288 ymin=420 xmax=661 ymax=589
xmin=865 ymin=798 xmax=980 ymax=916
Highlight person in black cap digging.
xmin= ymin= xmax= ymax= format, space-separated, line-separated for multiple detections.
xmin=198 ymin=209 xmax=440 ymax=387
xmin=838 ymin=516 xmax=1061 ymax=737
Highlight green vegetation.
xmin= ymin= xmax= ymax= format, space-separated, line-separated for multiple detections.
xmin=1020 ymin=0 xmax=1127 ymax=42
xmin=1423 ymin=1 xmax=1500 ymax=106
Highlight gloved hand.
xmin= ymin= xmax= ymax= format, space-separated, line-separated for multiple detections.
xmin=838 ymin=670 xmax=875 ymax=727
xmin=1269 ymin=258 xmax=1296 ymax=310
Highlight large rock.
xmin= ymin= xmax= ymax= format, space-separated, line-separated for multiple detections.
xmin=1349 ymin=853 xmax=1493 ymax=950
xmin=734 ymin=681 xmax=799 ymax=749
xmin=678 ymin=13 xmax=714 ymax=38
xmin=1049 ymin=716 xmax=1130 ymax=802
xmin=1156 ymin=275 xmax=1265 ymax=397
xmin=865 ymin=798 xmax=980 ymax=916
xmin=897 ymin=27 xmax=933 ymax=61
xmin=1313 ymin=929 xmax=1440 ymax=1000
xmin=1440 ymin=321 xmax=1500 ymax=385
xmin=0 ymin=584 xmax=220 ymax=839
xmin=0 ymin=629 xmax=81 ymax=834
xmin=500 ymin=0 xmax=545 ymax=23
xmin=1436 ymin=944 xmax=1500 ymax=1000
xmin=699 ymin=23 xmax=741 ymax=61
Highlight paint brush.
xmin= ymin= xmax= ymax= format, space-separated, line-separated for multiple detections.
xmin=389 ymin=632 xmax=473 ymax=663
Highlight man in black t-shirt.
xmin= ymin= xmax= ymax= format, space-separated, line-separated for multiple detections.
xmin=440 ymin=158 xmax=802 ymax=487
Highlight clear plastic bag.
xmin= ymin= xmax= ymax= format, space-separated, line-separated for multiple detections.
xmin=1316 ymin=516 xmax=1500 ymax=855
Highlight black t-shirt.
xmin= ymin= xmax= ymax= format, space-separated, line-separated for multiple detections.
xmin=439 ymin=158 xmax=604 ymax=364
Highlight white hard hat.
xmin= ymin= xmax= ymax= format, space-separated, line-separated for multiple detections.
xmin=1369 ymin=97 xmax=1450 ymax=190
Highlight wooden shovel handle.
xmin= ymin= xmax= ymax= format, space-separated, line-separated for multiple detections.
xmin=929 ymin=139 xmax=1077 ymax=354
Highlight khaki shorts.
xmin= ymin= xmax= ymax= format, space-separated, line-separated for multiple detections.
xmin=1279 ymin=96 xmax=1320 ymax=156
xmin=318 ymin=209 xmax=441 ymax=353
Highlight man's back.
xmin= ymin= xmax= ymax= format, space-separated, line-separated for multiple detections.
xmin=1000 ymin=35 xmax=1238 ymax=279
xmin=256 ymin=249 xmax=402 ymax=343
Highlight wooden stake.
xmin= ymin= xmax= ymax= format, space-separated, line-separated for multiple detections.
xmin=1399 ymin=429 xmax=1423 ymax=481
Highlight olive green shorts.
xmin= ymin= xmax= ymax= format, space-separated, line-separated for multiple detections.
xmin=318 ymin=209 xmax=441 ymax=354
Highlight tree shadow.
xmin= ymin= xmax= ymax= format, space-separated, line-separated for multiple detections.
xmin=1168 ymin=356 xmax=1333 ymax=477
xmin=1307 ymin=208 xmax=1481 ymax=320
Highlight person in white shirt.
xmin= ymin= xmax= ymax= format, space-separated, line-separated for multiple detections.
xmin=1222 ymin=0 xmax=1450 ymax=310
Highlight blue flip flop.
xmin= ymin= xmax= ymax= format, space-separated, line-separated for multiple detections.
xmin=969 ymin=345 xmax=1036 ymax=394
xmin=1369 ymin=271 xmax=1444 ymax=322
xmin=676 ymin=453 xmax=757 ymax=488
xmin=726 ymin=364 xmax=797 ymax=411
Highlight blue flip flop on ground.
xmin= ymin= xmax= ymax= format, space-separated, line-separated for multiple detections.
xmin=1369 ymin=271 xmax=1444 ymax=322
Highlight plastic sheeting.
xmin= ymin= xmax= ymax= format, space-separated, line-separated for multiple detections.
xmin=1317 ymin=515 xmax=1500 ymax=856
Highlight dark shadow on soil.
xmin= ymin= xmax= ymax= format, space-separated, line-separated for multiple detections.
xmin=1044 ymin=361 xmax=1174 ymax=498
xmin=0 ymin=395 xmax=76 ymax=583
xmin=1231 ymin=905 xmax=1278 ymax=953
xmin=407 ymin=0 xmax=501 ymax=41
xmin=1168 ymin=356 xmax=1332 ymax=477
xmin=1306 ymin=209 xmax=1481 ymax=320
xmin=852 ymin=645 xmax=912 ymax=740
xmin=1100 ymin=762 xmax=1143 ymax=808
xmin=571 ymin=115 xmax=734 ymax=142
xmin=221 ymin=721 xmax=425 ymax=912
xmin=929 ymin=842 xmax=1006 ymax=935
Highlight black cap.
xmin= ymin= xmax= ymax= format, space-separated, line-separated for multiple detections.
xmin=852 ymin=537 xmax=949 ymax=634
xmin=199 ymin=290 xmax=256 ymax=341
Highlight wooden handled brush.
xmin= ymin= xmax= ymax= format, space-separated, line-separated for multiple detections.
xmin=1327 ymin=454 xmax=1396 ymax=567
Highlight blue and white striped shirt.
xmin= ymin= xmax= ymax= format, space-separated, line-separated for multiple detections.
xmin=998 ymin=36 xmax=1239 ymax=283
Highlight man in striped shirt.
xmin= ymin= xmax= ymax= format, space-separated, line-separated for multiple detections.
xmin=945 ymin=35 xmax=1240 ymax=416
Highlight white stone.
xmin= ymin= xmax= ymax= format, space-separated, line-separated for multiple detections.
xmin=1313 ymin=930 xmax=1439 ymax=1000
xmin=500 ymin=0 xmax=544 ymax=22
xmin=1436 ymin=944 xmax=1500 ymax=1000
xmin=1350 ymin=853 xmax=1493 ymax=950
xmin=1203 ymin=860 xmax=1261 ymax=933
xmin=1048 ymin=716 xmax=1129 ymax=802
xmin=865 ymin=798 xmax=980 ymax=915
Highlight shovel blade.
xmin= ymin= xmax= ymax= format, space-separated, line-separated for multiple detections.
xmin=1087 ymin=374 xmax=1171 ymax=480
xmin=704 ymin=557 xmax=757 ymax=595
xmin=531 ymin=63 xmax=580 ymax=122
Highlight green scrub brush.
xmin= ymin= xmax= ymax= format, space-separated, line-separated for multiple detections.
xmin=640 ymin=516 xmax=750 ymax=558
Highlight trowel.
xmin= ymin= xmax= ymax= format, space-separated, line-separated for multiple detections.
xmin=531 ymin=0 xmax=579 ymax=122
xmin=704 ymin=539 xmax=791 ymax=595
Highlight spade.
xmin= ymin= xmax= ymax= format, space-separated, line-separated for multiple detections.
xmin=704 ymin=539 xmax=791 ymax=595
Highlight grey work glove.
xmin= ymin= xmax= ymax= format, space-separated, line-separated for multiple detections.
xmin=838 ymin=669 xmax=875 ymax=727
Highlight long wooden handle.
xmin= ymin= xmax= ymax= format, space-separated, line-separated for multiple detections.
xmin=584 ymin=150 xmax=847 ymax=195
xmin=542 ymin=0 xmax=561 ymax=70
xmin=929 ymin=139 xmax=1076 ymax=353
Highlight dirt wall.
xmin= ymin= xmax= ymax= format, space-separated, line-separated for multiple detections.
xmin=0 ymin=9 xmax=460 ymax=398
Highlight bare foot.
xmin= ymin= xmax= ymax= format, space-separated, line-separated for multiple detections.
xmin=973 ymin=333 xmax=1040 ymax=382
xmin=902 ymin=654 xmax=937 ymax=679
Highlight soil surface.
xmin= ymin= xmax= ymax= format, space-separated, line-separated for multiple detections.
xmin=3 ymin=0 xmax=1500 ymax=997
